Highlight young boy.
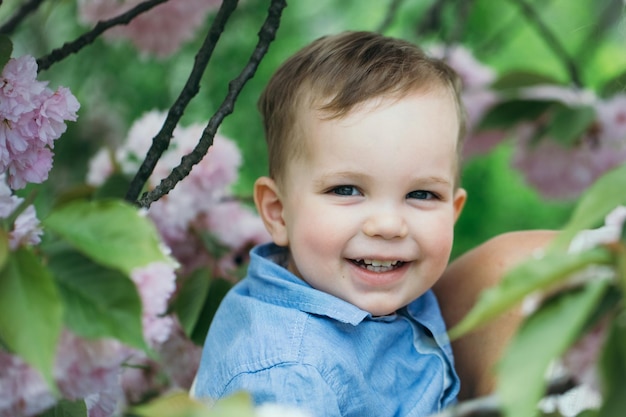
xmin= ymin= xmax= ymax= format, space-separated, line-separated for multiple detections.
xmin=192 ymin=31 xmax=553 ymax=415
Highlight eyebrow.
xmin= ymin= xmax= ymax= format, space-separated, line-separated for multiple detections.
xmin=312 ymin=171 xmax=370 ymax=188
xmin=313 ymin=171 xmax=453 ymax=188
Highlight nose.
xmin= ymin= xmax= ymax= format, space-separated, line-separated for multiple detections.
xmin=362 ymin=210 xmax=408 ymax=240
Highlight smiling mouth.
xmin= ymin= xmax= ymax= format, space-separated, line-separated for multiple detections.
xmin=351 ymin=259 xmax=406 ymax=273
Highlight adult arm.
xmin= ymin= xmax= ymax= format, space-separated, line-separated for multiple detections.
xmin=434 ymin=230 xmax=556 ymax=399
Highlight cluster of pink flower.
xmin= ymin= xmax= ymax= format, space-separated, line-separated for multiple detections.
xmin=0 ymin=55 xmax=79 ymax=189
xmin=87 ymin=110 xmax=271 ymax=281
xmin=0 ymin=258 xmax=191 ymax=417
xmin=0 ymin=174 xmax=42 ymax=249
xmin=1 ymin=322 xmax=200 ymax=417
xmin=77 ymin=0 xmax=222 ymax=58
xmin=433 ymin=45 xmax=626 ymax=200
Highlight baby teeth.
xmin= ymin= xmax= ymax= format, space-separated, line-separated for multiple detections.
xmin=360 ymin=259 xmax=399 ymax=267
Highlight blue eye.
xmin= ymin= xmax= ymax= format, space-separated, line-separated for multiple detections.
xmin=331 ymin=185 xmax=361 ymax=196
xmin=407 ymin=190 xmax=436 ymax=200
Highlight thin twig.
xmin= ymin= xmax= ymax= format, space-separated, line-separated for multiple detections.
xmin=509 ymin=0 xmax=583 ymax=87
xmin=36 ymin=0 xmax=169 ymax=72
xmin=124 ymin=0 xmax=241 ymax=204
xmin=134 ymin=0 xmax=287 ymax=208
xmin=448 ymin=0 xmax=476 ymax=45
xmin=415 ymin=0 xmax=449 ymax=37
xmin=0 ymin=0 xmax=45 ymax=35
xmin=376 ymin=0 xmax=405 ymax=34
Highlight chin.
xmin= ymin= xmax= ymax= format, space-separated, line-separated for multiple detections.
xmin=362 ymin=302 xmax=403 ymax=317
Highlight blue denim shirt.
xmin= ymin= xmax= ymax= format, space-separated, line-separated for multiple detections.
xmin=193 ymin=243 xmax=459 ymax=417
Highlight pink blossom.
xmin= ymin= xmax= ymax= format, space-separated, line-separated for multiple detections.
xmin=429 ymin=44 xmax=496 ymax=89
xmin=0 ymin=349 xmax=56 ymax=417
xmin=54 ymin=330 xmax=125 ymax=402
xmin=511 ymin=88 xmax=626 ymax=200
xmin=120 ymin=350 xmax=164 ymax=405
xmin=0 ymin=55 xmax=80 ymax=189
xmin=201 ymin=201 xmax=271 ymax=280
xmin=157 ymin=322 xmax=203 ymax=389
xmin=428 ymin=44 xmax=507 ymax=158
xmin=0 ymin=175 xmax=42 ymax=249
xmin=596 ymin=93 xmax=626 ymax=146
xmin=84 ymin=383 xmax=123 ymax=417
xmin=86 ymin=148 xmax=115 ymax=187
xmin=130 ymin=262 xmax=177 ymax=346
xmin=120 ymin=322 xmax=202 ymax=404
xmin=87 ymin=110 xmax=267 ymax=281
xmin=78 ymin=0 xmax=222 ymax=58
xmin=461 ymin=89 xmax=508 ymax=158
xmin=9 ymin=205 xmax=43 ymax=250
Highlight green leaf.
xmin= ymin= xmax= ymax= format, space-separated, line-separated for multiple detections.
xmin=0 ymin=248 xmax=63 ymax=389
xmin=492 ymin=71 xmax=563 ymax=90
xmin=545 ymin=104 xmax=596 ymax=147
xmin=597 ymin=314 xmax=626 ymax=417
xmin=554 ymin=164 xmax=626 ymax=249
xmin=497 ymin=280 xmax=610 ymax=417
xmin=449 ymin=247 xmax=613 ymax=339
xmin=172 ymin=268 xmax=212 ymax=337
xmin=47 ymin=248 xmax=146 ymax=351
xmin=43 ymin=199 xmax=175 ymax=275
xmin=131 ymin=391 xmax=255 ymax=417
xmin=600 ymin=70 xmax=626 ymax=97
xmin=478 ymin=99 xmax=553 ymax=130
xmin=0 ymin=228 xmax=10 ymax=272
xmin=40 ymin=399 xmax=88 ymax=417
xmin=93 ymin=172 xmax=133 ymax=200
xmin=190 ymin=278 xmax=232 ymax=345
xmin=0 ymin=35 xmax=12 ymax=69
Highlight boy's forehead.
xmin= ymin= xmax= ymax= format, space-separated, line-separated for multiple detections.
xmin=285 ymin=87 xmax=463 ymax=181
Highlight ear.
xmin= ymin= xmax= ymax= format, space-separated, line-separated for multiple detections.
xmin=254 ymin=176 xmax=289 ymax=246
xmin=452 ymin=188 xmax=467 ymax=223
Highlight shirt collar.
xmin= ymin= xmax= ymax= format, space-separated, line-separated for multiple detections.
xmin=247 ymin=243 xmax=370 ymax=325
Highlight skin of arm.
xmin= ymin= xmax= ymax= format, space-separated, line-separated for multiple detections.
xmin=433 ymin=230 xmax=557 ymax=400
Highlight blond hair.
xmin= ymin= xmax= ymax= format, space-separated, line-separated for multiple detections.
xmin=258 ymin=31 xmax=466 ymax=186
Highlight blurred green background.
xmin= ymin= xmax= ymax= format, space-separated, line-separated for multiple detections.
xmin=5 ymin=0 xmax=625 ymax=257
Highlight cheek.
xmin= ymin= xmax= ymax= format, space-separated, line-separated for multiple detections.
xmin=419 ymin=217 xmax=456 ymax=260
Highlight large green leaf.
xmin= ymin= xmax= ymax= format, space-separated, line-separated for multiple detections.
xmin=554 ymin=164 xmax=626 ymax=249
xmin=597 ymin=314 xmax=626 ymax=417
xmin=497 ymin=280 xmax=610 ymax=417
xmin=0 ymin=248 xmax=63 ymax=389
xmin=40 ymin=399 xmax=88 ymax=417
xmin=43 ymin=199 xmax=175 ymax=275
xmin=492 ymin=70 xmax=563 ymax=90
xmin=478 ymin=99 xmax=553 ymax=130
xmin=47 ymin=249 xmax=146 ymax=350
xmin=190 ymin=278 xmax=233 ymax=345
xmin=131 ymin=391 xmax=255 ymax=417
xmin=545 ymin=104 xmax=596 ymax=147
xmin=448 ymin=247 xmax=613 ymax=339
xmin=172 ymin=268 xmax=212 ymax=337
xmin=0 ymin=35 xmax=12 ymax=69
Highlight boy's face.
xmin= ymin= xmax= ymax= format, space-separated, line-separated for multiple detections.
xmin=257 ymin=88 xmax=466 ymax=316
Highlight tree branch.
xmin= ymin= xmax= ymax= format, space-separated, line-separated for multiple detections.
xmin=134 ymin=0 xmax=287 ymax=208
xmin=0 ymin=0 xmax=46 ymax=35
xmin=124 ymin=0 xmax=241 ymax=204
xmin=376 ymin=0 xmax=405 ymax=34
xmin=35 ymin=0 xmax=169 ymax=72
xmin=510 ymin=0 xmax=583 ymax=87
